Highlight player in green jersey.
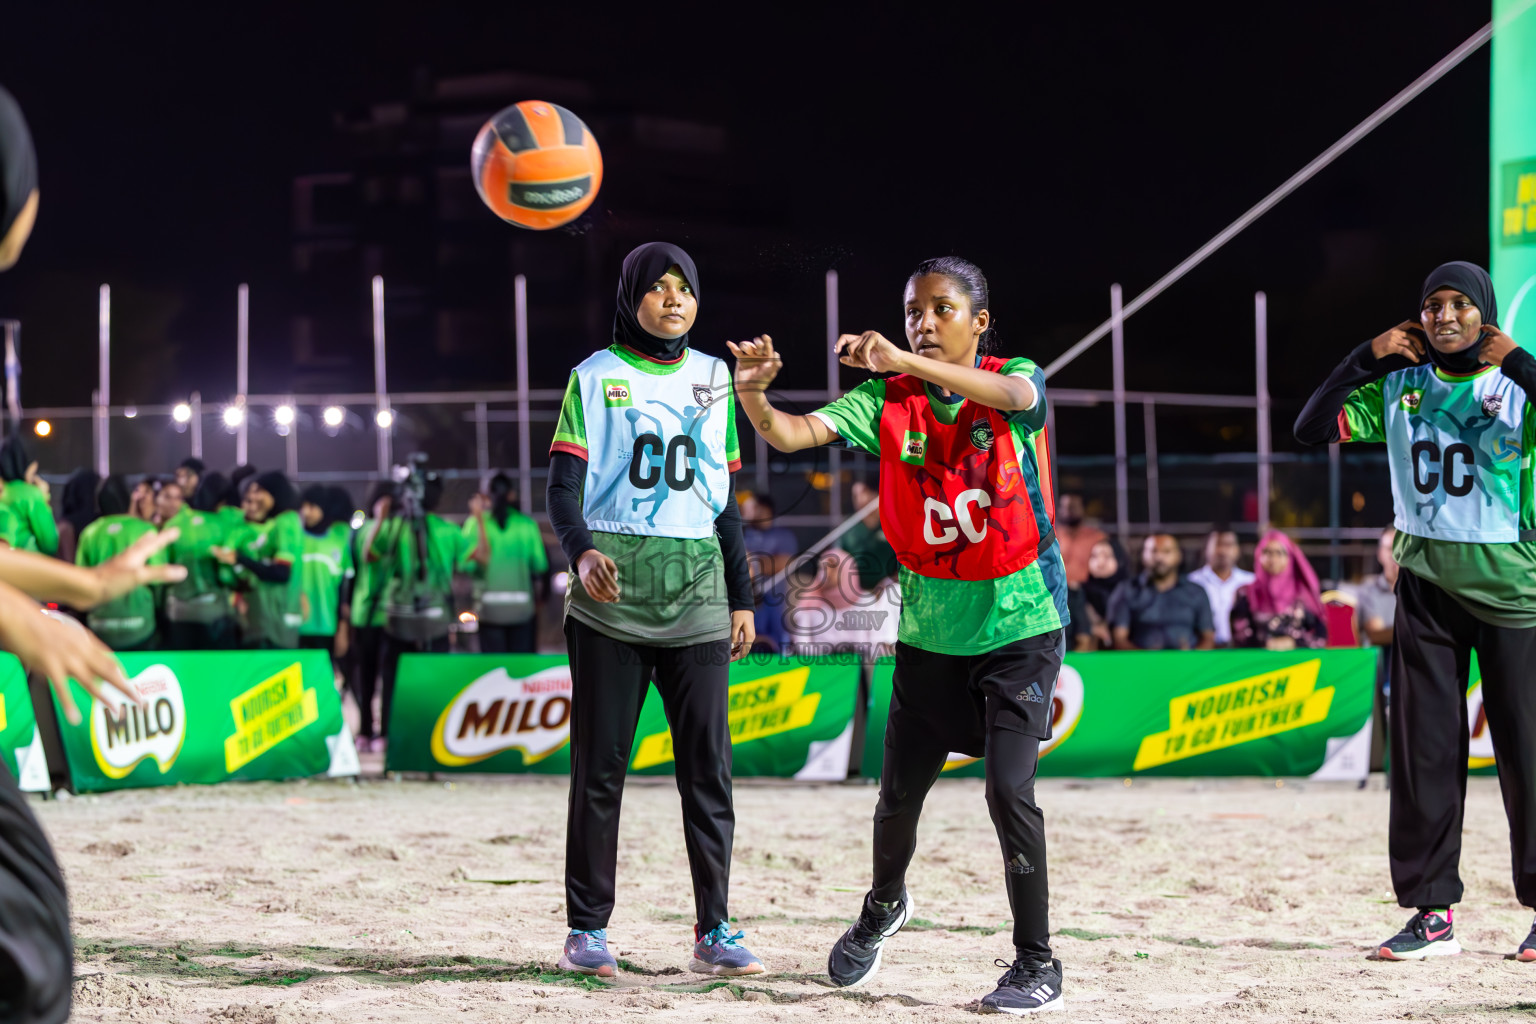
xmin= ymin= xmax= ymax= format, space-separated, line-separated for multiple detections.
xmin=297 ymin=485 xmax=355 ymax=663
xmin=162 ymin=471 xmax=238 ymax=649
xmin=369 ymin=471 xmax=463 ymax=747
xmin=348 ymin=480 xmax=396 ymax=752
xmin=1297 ymin=261 xmax=1536 ymax=964
xmin=76 ymin=475 xmax=166 ymax=650
xmin=0 ymin=438 xmax=56 ymax=555
xmin=461 ymin=472 xmax=548 ymax=653
xmin=213 ymin=471 xmax=304 ymax=649
xmin=546 ymin=242 xmax=760 ymax=979
xmin=733 ymin=256 xmax=1068 ymax=1013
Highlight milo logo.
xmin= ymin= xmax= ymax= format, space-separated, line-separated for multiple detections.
xmin=901 ymin=430 xmax=927 ymax=465
xmin=430 ymin=666 xmax=572 ymax=767
xmin=1467 ymin=681 xmax=1495 ymax=769
xmin=90 ymin=664 xmax=187 ymax=780
xmin=602 ymin=378 xmax=633 ymax=408
xmin=1400 ymin=390 xmax=1423 ymax=413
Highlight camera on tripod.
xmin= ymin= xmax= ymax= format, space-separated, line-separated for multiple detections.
xmin=390 ymin=451 xmax=431 ymax=522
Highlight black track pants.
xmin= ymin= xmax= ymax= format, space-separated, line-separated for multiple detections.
xmin=380 ymin=633 xmax=449 ymax=739
xmin=349 ymin=626 xmax=385 ymax=740
xmin=563 ymin=617 xmax=734 ymax=935
xmin=872 ymin=630 xmax=1063 ymax=961
xmin=0 ymin=767 xmax=70 ymax=1024
xmin=1389 ymin=568 xmax=1536 ymax=909
xmin=479 ymin=621 xmax=537 ymax=654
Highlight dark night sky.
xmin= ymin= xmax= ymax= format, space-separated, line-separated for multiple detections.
xmin=0 ymin=2 xmax=1495 ymax=461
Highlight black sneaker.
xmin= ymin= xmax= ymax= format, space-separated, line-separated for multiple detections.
xmin=1518 ymin=917 xmax=1536 ymax=963
xmin=1378 ymin=908 xmax=1460 ymax=961
xmin=826 ymin=889 xmax=913 ymax=988
xmin=980 ymin=957 xmax=1063 ymax=1015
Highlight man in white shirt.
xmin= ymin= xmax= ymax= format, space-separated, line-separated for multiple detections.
xmin=1187 ymin=529 xmax=1254 ymax=647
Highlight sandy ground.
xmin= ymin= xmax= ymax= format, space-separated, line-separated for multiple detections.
xmin=34 ymin=770 xmax=1536 ymax=1023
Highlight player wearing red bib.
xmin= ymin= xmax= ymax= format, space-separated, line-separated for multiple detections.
xmin=731 ymin=257 xmax=1068 ymax=1015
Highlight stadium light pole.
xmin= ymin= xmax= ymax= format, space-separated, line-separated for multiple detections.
xmin=514 ymin=274 xmax=531 ymax=515
xmin=285 ymin=395 xmax=298 ymax=478
xmin=190 ymin=391 xmax=203 ymax=459
xmin=96 ymin=284 xmax=110 ymax=476
xmin=2 ymin=318 xmax=20 ymax=438
xmin=474 ymin=401 xmax=490 ymax=489
xmin=1255 ymin=291 xmax=1271 ymax=536
xmin=1110 ymin=284 xmax=1128 ymax=548
xmin=236 ymin=284 xmax=249 ymax=466
xmin=826 ymin=269 xmax=841 ymax=521
xmin=372 ymin=275 xmax=391 ymax=475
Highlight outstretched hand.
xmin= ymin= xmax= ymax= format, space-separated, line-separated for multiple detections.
xmin=1478 ymin=324 xmax=1520 ymax=367
xmin=90 ymin=527 xmax=187 ymax=607
xmin=1371 ymin=321 xmax=1426 ymax=364
xmin=727 ymin=335 xmax=781 ymax=393
xmin=835 ymin=332 xmax=906 ymax=374
xmin=0 ymin=584 xmax=142 ymax=726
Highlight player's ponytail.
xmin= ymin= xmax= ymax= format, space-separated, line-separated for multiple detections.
xmin=489 ymin=472 xmax=514 ymax=530
xmin=907 ymin=256 xmax=997 ymax=356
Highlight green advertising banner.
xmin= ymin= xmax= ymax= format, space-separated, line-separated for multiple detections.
xmin=1492 ymin=0 xmax=1536 ymax=343
xmin=386 ymin=654 xmax=862 ymax=780
xmin=0 ymin=654 xmax=48 ymax=792
xmin=52 ymin=651 xmax=356 ymax=793
xmin=862 ymin=650 xmax=1377 ymax=780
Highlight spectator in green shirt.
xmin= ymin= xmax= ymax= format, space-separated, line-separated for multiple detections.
xmin=75 ymin=475 xmax=164 ymax=650
xmin=842 ymin=477 xmax=899 ymax=592
xmin=297 ymin=484 xmax=355 ymax=663
xmin=0 ymin=438 xmax=56 ymax=555
xmin=373 ymin=472 xmax=463 ymax=748
xmin=213 ymin=471 xmax=303 ymax=649
xmin=461 ymin=472 xmax=548 ymax=653
xmin=163 ymin=471 xmax=238 ymax=650
xmin=347 ymin=480 xmax=396 ymax=751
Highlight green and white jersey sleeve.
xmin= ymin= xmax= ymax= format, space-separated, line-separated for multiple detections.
xmin=551 ymin=371 xmax=588 ymax=459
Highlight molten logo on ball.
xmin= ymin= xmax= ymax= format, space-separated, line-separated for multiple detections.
xmin=471 ymin=100 xmax=603 ymax=230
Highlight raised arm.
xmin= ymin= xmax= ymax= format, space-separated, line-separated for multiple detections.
xmin=728 ymin=335 xmax=841 ymax=453
xmin=1295 ymin=323 xmax=1424 ymax=445
xmin=834 ymin=331 xmax=1036 ymax=411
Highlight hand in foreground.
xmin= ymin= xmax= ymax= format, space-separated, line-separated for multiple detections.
xmin=210 ymin=545 xmax=238 ymax=566
xmin=835 ymin=331 xmax=906 ymax=374
xmin=24 ymin=461 xmax=50 ymax=501
xmin=89 ymin=527 xmax=188 ymax=607
xmin=1478 ymin=324 xmax=1520 ymax=366
xmin=576 ymin=549 xmax=620 ymax=602
xmin=729 ymin=609 xmax=756 ymax=662
xmin=0 ymin=585 xmax=142 ymax=725
xmin=727 ymin=335 xmax=782 ymax=392
xmin=1371 ymin=321 xmax=1426 ymax=363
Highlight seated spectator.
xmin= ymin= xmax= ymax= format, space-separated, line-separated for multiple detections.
xmin=1109 ymin=534 xmax=1215 ymax=651
xmin=741 ymin=490 xmax=797 ymax=652
xmin=1230 ymin=530 xmax=1326 ymax=651
xmin=843 ymin=478 xmax=898 ymax=591
xmin=787 ymin=548 xmax=899 ymax=659
xmin=1078 ymin=537 xmax=1128 ymax=650
xmin=1187 ymin=528 xmax=1255 ymax=647
xmin=1357 ymin=526 xmax=1398 ymax=648
xmin=1055 ymin=492 xmax=1106 ymax=588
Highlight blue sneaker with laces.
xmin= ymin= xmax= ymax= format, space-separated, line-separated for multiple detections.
xmin=557 ymin=928 xmax=617 ymax=978
xmin=690 ymin=921 xmax=765 ymax=976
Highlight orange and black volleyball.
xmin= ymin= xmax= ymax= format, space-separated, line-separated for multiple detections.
xmin=471 ymin=100 xmax=603 ymax=230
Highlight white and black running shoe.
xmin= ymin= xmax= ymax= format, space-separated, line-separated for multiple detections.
xmin=826 ymin=889 xmax=912 ymax=988
xmin=1378 ymin=908 xmax=1460 ymax=960
xmin=980 ymin=956 xmax=1063 ymax=1015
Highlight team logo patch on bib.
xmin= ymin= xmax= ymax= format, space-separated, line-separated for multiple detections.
xmin=1400 ymin=390 xmax=1423 ymax=413
xmin=602 ymin=379 xmax=632 ymax=407
xmin=692 ymin=384 xmax=715 ymax=408
xmin=1482 ymin=394 xmax=1505 ymax=417
xmin=901 ymin=431 xmax=927 ymax=465
xmin=970 ymin=421 xmax=994 ymax=451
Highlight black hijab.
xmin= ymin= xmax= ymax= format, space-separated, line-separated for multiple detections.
xmin=0 ymin=438 xmax=29 ymax=482
xmin=190 ymin=471 xmax=229 ymax=513
xmin=248 ymin=470 xmax=298 ymax=519
xmin=61 ymin=469 xmax=99 ymax=536
xmin=97 ymin=474 xmax=130 ymax=517
xmin=612 ymin=242 xmax=700 ymax=360
xmin=1082 ymin=536 xmax=1129 ymax=619
xmin=1420 ymin=261 xmax=1498 ymax=375
xmin=0 ymin=86 xmax=36 ymax=244
xmin=300 ymin=484 xmax=332 ymax=535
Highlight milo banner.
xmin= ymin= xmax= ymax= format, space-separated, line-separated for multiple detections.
xmin=52 ymin=650 xmax=357 ymax=794
xmin=1492 ymin=0 xmax=1536 ymax=342
xmin=386 ymin=654 xmax=861 ymax=780
xmin=862 ymin=650 xmax=1377 ymax=780
xmin=0 ymin=655 xmax=49 ymax=792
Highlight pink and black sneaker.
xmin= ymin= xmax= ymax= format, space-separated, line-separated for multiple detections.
xmin=1379 ymin=908 xmax=1460 ymax=960
xmin=1518 ymin=917 xmax=1536 ymax=963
